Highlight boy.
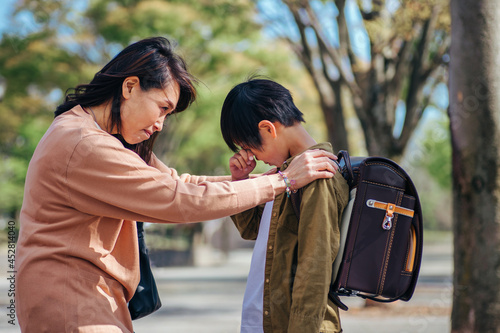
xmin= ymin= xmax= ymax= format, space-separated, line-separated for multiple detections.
xmin=220 ymin=78 xmax=349 ymax=333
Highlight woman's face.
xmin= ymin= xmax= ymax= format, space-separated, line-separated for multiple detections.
xmin=120 ymin=77 xmax=180 ymax=144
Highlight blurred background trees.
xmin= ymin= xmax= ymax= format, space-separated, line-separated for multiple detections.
xmin=258 ymin=0 xmax=450 ymax=158
xmin=0 ymin=0 xmax=451 ymax=242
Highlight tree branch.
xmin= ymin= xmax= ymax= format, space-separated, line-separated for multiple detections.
xmin=356 ymin=0 xmax=383 ymax=21
xmin=302 ymin=2 xmax=363 ymax=109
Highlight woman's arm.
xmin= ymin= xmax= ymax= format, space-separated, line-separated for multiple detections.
xmin=64 ymin=135 xmax=337 ymax=224
xmin=65 ymin=135 xmax=276 ymax=223
xmin=149 ymin=153 xmax=232 ymax=184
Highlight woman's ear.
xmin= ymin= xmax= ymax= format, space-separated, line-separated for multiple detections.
xmin=258 ymin=120 xmax=278 ymax=139
xmin=122 ymin=76 xmax=140 ymax=100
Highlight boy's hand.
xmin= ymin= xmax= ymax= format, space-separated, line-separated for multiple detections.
xmin=229 ymin=149 xmax=257 ymax=181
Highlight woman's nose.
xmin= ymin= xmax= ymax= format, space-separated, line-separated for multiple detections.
xmin=153 ymin=119 xmax=163 ymax=132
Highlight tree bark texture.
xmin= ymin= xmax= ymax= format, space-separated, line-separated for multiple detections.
xmin=449 ymin=1 xmax=500 ymax=332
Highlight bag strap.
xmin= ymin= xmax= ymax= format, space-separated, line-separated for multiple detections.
xmin=337 ymin=150 xmax=354 ymax=187
xmin=128 ymin=221 xmax=162 ymax=320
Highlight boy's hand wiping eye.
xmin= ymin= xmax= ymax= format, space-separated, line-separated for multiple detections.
xmin=229 ymin=149 xmax=257 ymax=181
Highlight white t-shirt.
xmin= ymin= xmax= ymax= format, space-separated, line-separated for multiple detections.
xmin=240 ymin=201 xmax=274 ymax=333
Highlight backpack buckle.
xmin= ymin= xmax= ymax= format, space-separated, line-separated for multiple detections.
xmin=367 ymin=200 xmax=400 ymax=231
xmin=382 ymin=214 xmax=393 ymax=230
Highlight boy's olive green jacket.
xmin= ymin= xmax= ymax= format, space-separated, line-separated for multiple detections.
xmin=232 ymin=143 xmax=349 ymax=333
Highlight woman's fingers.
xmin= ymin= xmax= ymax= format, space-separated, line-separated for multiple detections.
xmin=306 ymin=150 xmax=339 ymax=174
xmin=294 ymin=151 xmax=338 ymax=174
xmin=283 ymin=150 xmax=340 ymax=189
xmin=304 ymin=149 xmax=338 ymax=161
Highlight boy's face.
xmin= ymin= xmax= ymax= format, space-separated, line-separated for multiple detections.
xmin=243 ymin=146 xmax=281 ymax=167
xmin=242 ymin=121 xmax=289 ymax=167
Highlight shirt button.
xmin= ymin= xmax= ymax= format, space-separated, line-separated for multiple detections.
xmin=264 ymin=311 xmax=269 ymax=316
xmin=266 ymin=279 xmax=270 ymax=283
xmin=268 ymin=245 xmax=273 ymax=250
xmin=272 ymin=212 xmax=277 ymax=217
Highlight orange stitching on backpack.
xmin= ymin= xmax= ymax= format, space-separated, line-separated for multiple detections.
xmin=378 ymin=191 xmax=404 ymax=295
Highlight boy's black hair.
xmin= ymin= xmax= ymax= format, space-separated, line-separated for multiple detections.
xmin=220 ymin=78 xmax=305 ymax=152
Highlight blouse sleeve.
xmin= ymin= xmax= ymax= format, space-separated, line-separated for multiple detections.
xmin=64 ymin=134 xmax=276 ymax=223
xmin=149 ymin=153 xmax=232 ymax=184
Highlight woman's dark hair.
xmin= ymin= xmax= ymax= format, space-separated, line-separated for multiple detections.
xmin=55 ymin=37 xmax=197 ymax=163
xmin=220 ymin=78 xmax=304 ymax=152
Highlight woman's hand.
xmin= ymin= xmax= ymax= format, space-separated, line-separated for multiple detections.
xmin=229 ymin=149 xmax=257 ymax=181
xmin=282 ymin=149 xmax=339 ymax=190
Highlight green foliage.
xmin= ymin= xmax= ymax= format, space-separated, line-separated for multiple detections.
xmin=420 ymin=114 xmax=452 ymax=189
xmin=403 ymin=109 xmax=452 ymax=230
xmin=144 ymin=222 xmax=201 ymax=250
xmin=0 ymin=35 xmax=85 ymax=95
xmin=0 ymin=156 xmax=27 ymax=217
xmin=0 ymin=114 xmax=52 ymax=217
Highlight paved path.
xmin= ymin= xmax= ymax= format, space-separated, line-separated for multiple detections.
xmin=0 ymin=236 xmax=452 ymax=332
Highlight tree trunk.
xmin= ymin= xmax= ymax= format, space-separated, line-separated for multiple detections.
xmin=449 ymin=1 xmax=500 ymax=332
xmin=321 ymin=81 xmax=349 ymax=152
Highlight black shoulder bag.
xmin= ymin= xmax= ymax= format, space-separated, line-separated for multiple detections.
xmin=128 ymin=222 xmax=162 ymax=320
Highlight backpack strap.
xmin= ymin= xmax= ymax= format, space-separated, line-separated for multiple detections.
xmin=337 ymin=150 xmax=354 ymax=188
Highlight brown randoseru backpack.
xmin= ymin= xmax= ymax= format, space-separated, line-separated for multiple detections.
xmin=290 ymin=150 xmax=423 ymax=311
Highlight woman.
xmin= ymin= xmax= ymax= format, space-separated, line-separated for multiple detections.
xmin=15 ymin=37 xmax=338 ymax=333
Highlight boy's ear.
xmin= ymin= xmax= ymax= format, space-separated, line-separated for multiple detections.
xmin=258 ymin=120 xmax=278 ymax=138
xmin=122 ymin=76 xmax=140 ymax=100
